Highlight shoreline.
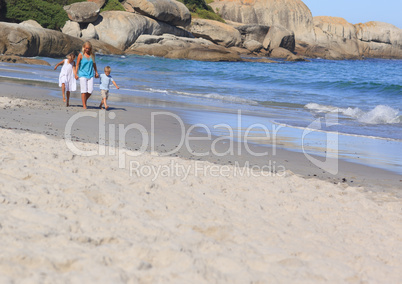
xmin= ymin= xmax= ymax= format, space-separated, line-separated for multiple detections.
xmin=0 ymin=79 xmax=401 ymax=193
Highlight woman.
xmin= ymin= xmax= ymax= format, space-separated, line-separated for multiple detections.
xmin=75 ymin=41 xmax=99 ymax=109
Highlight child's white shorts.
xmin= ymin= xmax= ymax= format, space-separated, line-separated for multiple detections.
xmin=79 ymin=77 xmax=94 ymax=94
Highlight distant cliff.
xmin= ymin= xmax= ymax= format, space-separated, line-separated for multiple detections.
xmin=209 ymin=0 xmax=402 ymax=59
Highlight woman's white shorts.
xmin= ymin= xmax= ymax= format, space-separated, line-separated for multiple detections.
xmin=79 ymin=77 xmax=94 ymax=94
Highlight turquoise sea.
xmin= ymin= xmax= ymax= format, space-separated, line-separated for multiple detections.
xmin=0 ymin=55 xmax=401 ymax=173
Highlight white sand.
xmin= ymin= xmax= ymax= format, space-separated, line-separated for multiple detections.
xmin=0 ymin=128 xmax=401 ymax=283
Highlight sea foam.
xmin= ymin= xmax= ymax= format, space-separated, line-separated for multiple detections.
xmin=305 ymin=103 xmax=401 ymax=124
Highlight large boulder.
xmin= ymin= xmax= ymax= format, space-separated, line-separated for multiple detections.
xmin=93 ymin=11 xmax=193 ymax=50
xmin=243 ymin=39 xmax=263 ymax=52
xmin=312 ymin=16 xmax=360 ymax=59
xmin=269 ymin=47 xmax=294 ymax=58
xmin=62 ymin=21 xmax=81 ymax=38
xmin=235 ymin=25 xmax=270 ymax=44
xmin=355 ymin=21 xmax=402 ymax=59
xmin=64 ymin=2 xmax=100 ymax=23
xmin=0 ymin=22 xmax=123 ymax=58
xmin=263 ymin=25 xmax=295 ymax=52
xmin=127 ymin=34 xmax=242 ymax=61
xmin=0 ymin=22 xmax=83 ymax=57
xmin=123 ymin=0 xmax=191 ymax=27
xmin=81 ymin=23 xmax=98 ymax=40
xmin=189 ymin=19 xmax=242 ymax=47
xmin=296 ymin=44 xmax=347 ymax=60
xmin=209 ymin=0 xmax=314 ymax=40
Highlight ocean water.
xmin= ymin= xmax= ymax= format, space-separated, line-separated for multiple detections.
xmin=0 ymin=55 xmax=401 ymax=173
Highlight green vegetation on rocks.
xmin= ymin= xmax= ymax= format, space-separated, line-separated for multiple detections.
xmin=0 ymin=0 xmax=85 ymax=30
xmin=101 ymin=0 xmax=125 ymax=12
xmin=177 ymin=0 xmax=224 ymax=22
xmin=0 ymin=0 xmax=125 ymax=30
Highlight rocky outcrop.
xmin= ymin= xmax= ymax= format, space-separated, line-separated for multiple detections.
xmin=209 ymin=0 xmax=314 ymax=40
xmin=269 ymin=47 xmax=294 ymax=58
xmin=356 ymin=21 xmax=402 ymax=59
xmin=295 ymin=17 xmax=402 ymax=59
xmin=311 ymin=16 xmax=360 ymax=59
xmin=189 ymin=19 xmax=242 ymax=47
xmin=64 ymin=2 xmax=100 ymax=23
xmin=0 ymin=22 xmax=83 ymax=57
xmin=0 ymin=55 xmax=50 ymax=66
xmin=263 ymin=26 xmax=295 ymax=52
xmin=269 ymin=47 xmax=308 ymax=61
xmin=127 ymin=34 xmax=242 ymax=61
xmin=243 ymin=40 xmax=263 ymax=52
xmin=235 ymin=25 xmax=269 ymax=44
xmin=0 ymin=22 xmax=123 ymax=57
xmin=93 ymin=11 xmax=192 ymax=50
xmin=62 ymin=21 xmax=81 ymax=38
xmin=81 ymin=23 xmax=98 ymax=40
xmin=123 ymin=0 xmax=191 ymax=27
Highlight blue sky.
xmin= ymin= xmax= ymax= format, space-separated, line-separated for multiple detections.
xmin=302 ymin=0 xmax=402 ymax=29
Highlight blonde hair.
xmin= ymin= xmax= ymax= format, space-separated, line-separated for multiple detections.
xmin=67 ymin=52 xmax=75 ymax=60
xmin=81 ymin=41 xmax=95 ymax=62
xmin=104 ymin=66 xmax=111 ymax=72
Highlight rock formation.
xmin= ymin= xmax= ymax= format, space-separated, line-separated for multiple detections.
xmin=64 ymin=2 xmax=100 ymax=23
xmin=243 ymin=40 xmax=263 ymax=52
xmin=0 ymin=22 xmax=122 ymax=58
xmin=209 ymin=0 xmax=314 ymax=40
xmin=92 ymin=11 xmax=192 ymax=50
xmin=123 ymin=0 xmax=191 ymax=27
xmin=235 ymin=25 xmax=270 ymax=45
xmin=263 ymin=26 xmax=295 ymax=52
xmin=127 ymin=34 xmax=242 ymax=61
xmin=1 ymin=0 xmax=400 ymax=61
xmin=356 ymin=21 xmax=402 ymax=59
xmin=0 ymin=22 xmax=83 ymax=57
xmin=62 ymin=21 xmax=81 ymax=38
xmin=296 ymin=17 xmax=402 ymax=59
xmin=189 ymin=19 xmax=242 ymax=47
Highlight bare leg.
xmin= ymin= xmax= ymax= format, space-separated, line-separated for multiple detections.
xmin=81 ymin=93 xmax=87 ymax=109
xmin=104 ymin=98 xmax=108 ymax=110
xmin=62 ymin=83 xmax=66 ymax=102
xmin=85 ymin=93 xmax=91 ymax=107
xmin=99 ymin=98 xmax=103 ymax=109
xmin=66 ymin=91 xmax=70 ymax=107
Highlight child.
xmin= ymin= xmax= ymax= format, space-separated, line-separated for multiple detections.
xmin=75 ymin=41 xmax=99 ymax=109
xmin=54 ymin=53 xmax=76 ymax=107
xmin=99 ymin=66 xmax=119 ymax=110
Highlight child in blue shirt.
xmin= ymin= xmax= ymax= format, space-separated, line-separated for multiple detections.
xmin=99 ymin=66 xmax=119 ymax=110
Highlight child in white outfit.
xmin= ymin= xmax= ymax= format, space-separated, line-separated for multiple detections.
xmin=54 ymin=53 xmax=76 ymax=107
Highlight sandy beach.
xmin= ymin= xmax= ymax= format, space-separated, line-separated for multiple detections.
xmin=0 ymin=80 xmax=401 ymax=283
